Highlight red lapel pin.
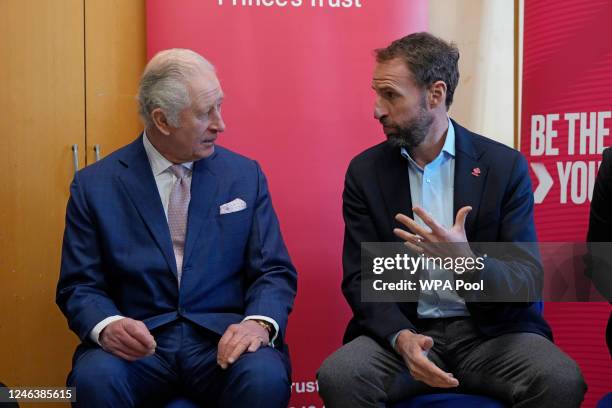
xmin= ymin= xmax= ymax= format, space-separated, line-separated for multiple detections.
xmin=471 ymin=167 xmax=481 ymax=177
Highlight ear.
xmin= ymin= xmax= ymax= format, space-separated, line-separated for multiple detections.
xmin=151 ymin=108 xmax=172 ymax=136
xmin=428 ymin=80 xmax=447 ymax=110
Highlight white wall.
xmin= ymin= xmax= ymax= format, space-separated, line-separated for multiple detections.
xmin=429 ymin=0 xmax=515 ymax=147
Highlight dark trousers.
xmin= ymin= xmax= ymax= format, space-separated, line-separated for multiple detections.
xmin=318 ymin=317 xmax=586 ymax=408
xmin=68 ymin=320 xmax=290 ymax=408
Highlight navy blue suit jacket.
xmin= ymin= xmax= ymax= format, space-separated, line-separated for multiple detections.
xmin=57 ymin=136 xmax=297 ymax=349
xmin=341 ymin=120 xmax=552 ymax=348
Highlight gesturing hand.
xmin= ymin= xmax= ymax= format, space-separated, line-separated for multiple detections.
xmin=217 ymin=320 xmax=270 ymax=369
xmin=393 ymin=206 xmax=474 ymax=259
xmin=395 ymin=330 xmax=459 ymax=388
xmin=99 ymin=318 xmax=157 ymax=362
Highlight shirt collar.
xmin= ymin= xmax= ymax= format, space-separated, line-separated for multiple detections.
xmin=442 ymin=117 xmax=455 ymax=157
xmin=401 ymin=117 xmax=455 ymax=163
xmin=142 ymin=131 xmax=193 ymax=176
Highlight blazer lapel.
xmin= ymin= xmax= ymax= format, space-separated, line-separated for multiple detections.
xmin=377 ymin=143 xmax=413 ymax=237
xmin=183 ymin=154 xmax=219 ymax=268
xmin=117 ymin=136 xmax=177 ymax=276
xmin=452 ymin=121 xmax=487 ymax=239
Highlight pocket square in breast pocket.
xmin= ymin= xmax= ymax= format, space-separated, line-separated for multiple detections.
xmin=219 ymin=198 xmax=247 ymax=215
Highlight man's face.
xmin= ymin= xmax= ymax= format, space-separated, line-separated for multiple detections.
xmin=165 ymin=68 xmax=226 ymax=162
xmin=372 ymin=58 xmax=433 ymax=149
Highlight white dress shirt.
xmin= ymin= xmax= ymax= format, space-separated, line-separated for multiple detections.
xmin=90 ymin=132 xmax=279 ymax=346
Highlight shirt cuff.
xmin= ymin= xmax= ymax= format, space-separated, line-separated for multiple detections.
xmin=389 ymin=329 xmax=416 ymax=351
xmin=90 ymin=315 xmax=125 ymax=345
xmin=242 ymin=315 xmax=279 ymax=348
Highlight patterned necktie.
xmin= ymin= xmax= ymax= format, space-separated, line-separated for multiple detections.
xmin=167 ymin=164 xmax=191 ymax=284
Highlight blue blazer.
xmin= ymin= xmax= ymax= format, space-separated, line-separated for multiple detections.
xmin=57 ymin=135 xmax=297 ymax=348
xmin=341 ymin=120 xmax=552 ymax=347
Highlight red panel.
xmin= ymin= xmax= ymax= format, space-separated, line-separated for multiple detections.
xmin=522 ymin=0 xmax=612 ymax=406
xmin=147 ymin=2 xmax=427 ymax=406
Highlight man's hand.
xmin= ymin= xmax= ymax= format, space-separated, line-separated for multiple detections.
xmin=393 ymin=206 xmax=474 ymax=259
xmin=99 ymin=318 xmax=157 ymax=362
xmin=217 ymin=320 xmax=270 ymax=369
xmin=395 ymin=330 xmax=459 ymax=388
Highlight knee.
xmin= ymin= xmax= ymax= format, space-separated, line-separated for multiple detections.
xmin=229 ymin=349 xmax=290 ymax=401
xmin=317 ymin=352 xmax=344 ymax=398
xmin=68 ymin=350 xmax=132 ymax=404
xmin=317 ymin=346 xmax=369 ymax=400
xmin=531 ymin=355 xmax=586 ymax=406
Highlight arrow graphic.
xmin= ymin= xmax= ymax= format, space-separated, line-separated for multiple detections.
xmin=531 ymin=162 xmax=553 ymax=204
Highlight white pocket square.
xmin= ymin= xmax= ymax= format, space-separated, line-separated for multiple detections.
xmin=219 ymin=198 xmax=247 ymax=215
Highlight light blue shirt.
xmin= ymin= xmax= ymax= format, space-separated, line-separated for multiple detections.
xmin=390 ymin=119 xmax=469 ymax=348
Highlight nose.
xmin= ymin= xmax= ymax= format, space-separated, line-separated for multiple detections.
xmin=374 ymin=97 xmax=386 ymax=121
xmin=210 ymin=107 xmax=226 ymax=133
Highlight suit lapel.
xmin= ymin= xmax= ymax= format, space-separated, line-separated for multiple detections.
xmin=117 ymin=136 xmax=177 ymax=276
xmin=183 ymin=154 xmax=219 ymax=268
xmin=377 ymin=143 xmax=413 ymax=237
xmin=452 ymin=121 xmax=487 ymax=239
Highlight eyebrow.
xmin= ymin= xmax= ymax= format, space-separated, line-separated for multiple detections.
xmin=195 ymin=87 xmax=222 ymax=99
xmin=371 ymin=84 xmax=397 ymax=92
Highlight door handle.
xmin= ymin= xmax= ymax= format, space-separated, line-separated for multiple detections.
xmin=93 ymin=144 xmax=101 ymax=162
xmin=71 ymin=144 xmax=79 ymax=174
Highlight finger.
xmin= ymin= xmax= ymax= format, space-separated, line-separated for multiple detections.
xmin=422 ymin=375 xmax=458 ymax=389
xmin=217 ymin=333 xmax=233 ymax=369
xmin=104 ymin=340 xmax=143 ymax=361
xmin=217 ymin=325 xmax=239 ymax=365
xmin=412 ymin=207 xmax=445 ymax=235
xmin=419 ymin=335 xmax=434 ymax=351
xmin=409 ymin=338 xmax=456 ymax=387
xmin=409 ymin=366 xmax=453 ymax=389
xmin=124 ymin=321 xmax=156 ymax=350
xmin=454 ymin=206 xmax=472 ymax=230
xmin=403 ymin=240 xmax=424 ymax=255
xmin=226 ymin=335 xmax=251 ymax=365
xmin=116 ymin=330 xmax=153 ymax=356
xmin=395 ymin=213 xmax=431 ymax=239
xmin=393 ymin=228 xmax=423 ymax=246
xmin=218 ymin=324 xmax=238 ymax=349
xmin=430 ymin=377 xmax=459 ymax=388
xmin=414 ymin=363 xmax=458 ymax=388
xmin=247 ymin=336 xmax=265 ymax=353
xmin=414 ymin=355 xmax=458 ymax=387
xmin=220 ymin=329 xmax=249 ymax=366
xmin=110 ymin=348 xmax=141 ymax=362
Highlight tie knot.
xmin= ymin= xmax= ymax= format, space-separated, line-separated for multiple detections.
xmin=169 ymin=164 xmax=188 ymax=179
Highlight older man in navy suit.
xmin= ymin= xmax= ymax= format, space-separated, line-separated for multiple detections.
xmin=57 ymin=49 xmax=297 ymax=407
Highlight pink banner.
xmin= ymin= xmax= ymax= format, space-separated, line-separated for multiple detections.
xmin=147 ymin=1 xmax=427 ymax=405
xmin=522 ymin=0 xmax=612 ymax=405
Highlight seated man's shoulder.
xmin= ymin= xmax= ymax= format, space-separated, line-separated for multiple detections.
xmin=348 ymin=141 xmax=388 ymax=170
xmin=466 ymin=128 xmax=527 ymax=170
xmin=212 ymin=144 xmax=262 ymax=175
xmin=76 ymin=141 xmax=135 ymax=181
xmin=213 ymin=144 xmax=256 ymax=165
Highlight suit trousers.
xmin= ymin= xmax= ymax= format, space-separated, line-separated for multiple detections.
xmin=318 ymin=317 xmax=586 ymax=408
xmin=68 ymin=319 xmax=291 ymax=408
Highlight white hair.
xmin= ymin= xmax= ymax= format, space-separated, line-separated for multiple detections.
xmin=138 ymin=48 xmax=215 ymax=128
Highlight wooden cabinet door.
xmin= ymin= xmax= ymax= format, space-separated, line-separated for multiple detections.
xmin=0 ymin=1 xmax=145 ymax=406
xmin=0 ymin=0 xmax=85 ymax=405
xmin=85 ymin=0 xmax=146 ymax=164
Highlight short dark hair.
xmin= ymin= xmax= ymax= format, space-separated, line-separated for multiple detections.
xmin=375 ymin=32 xmax=460 ymax=108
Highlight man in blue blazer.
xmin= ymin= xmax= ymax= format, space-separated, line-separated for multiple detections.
xmin=318 ymin=33 xmax=585 ymax=407
xmin=56 ymin=49 xmax=297 ymax=407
